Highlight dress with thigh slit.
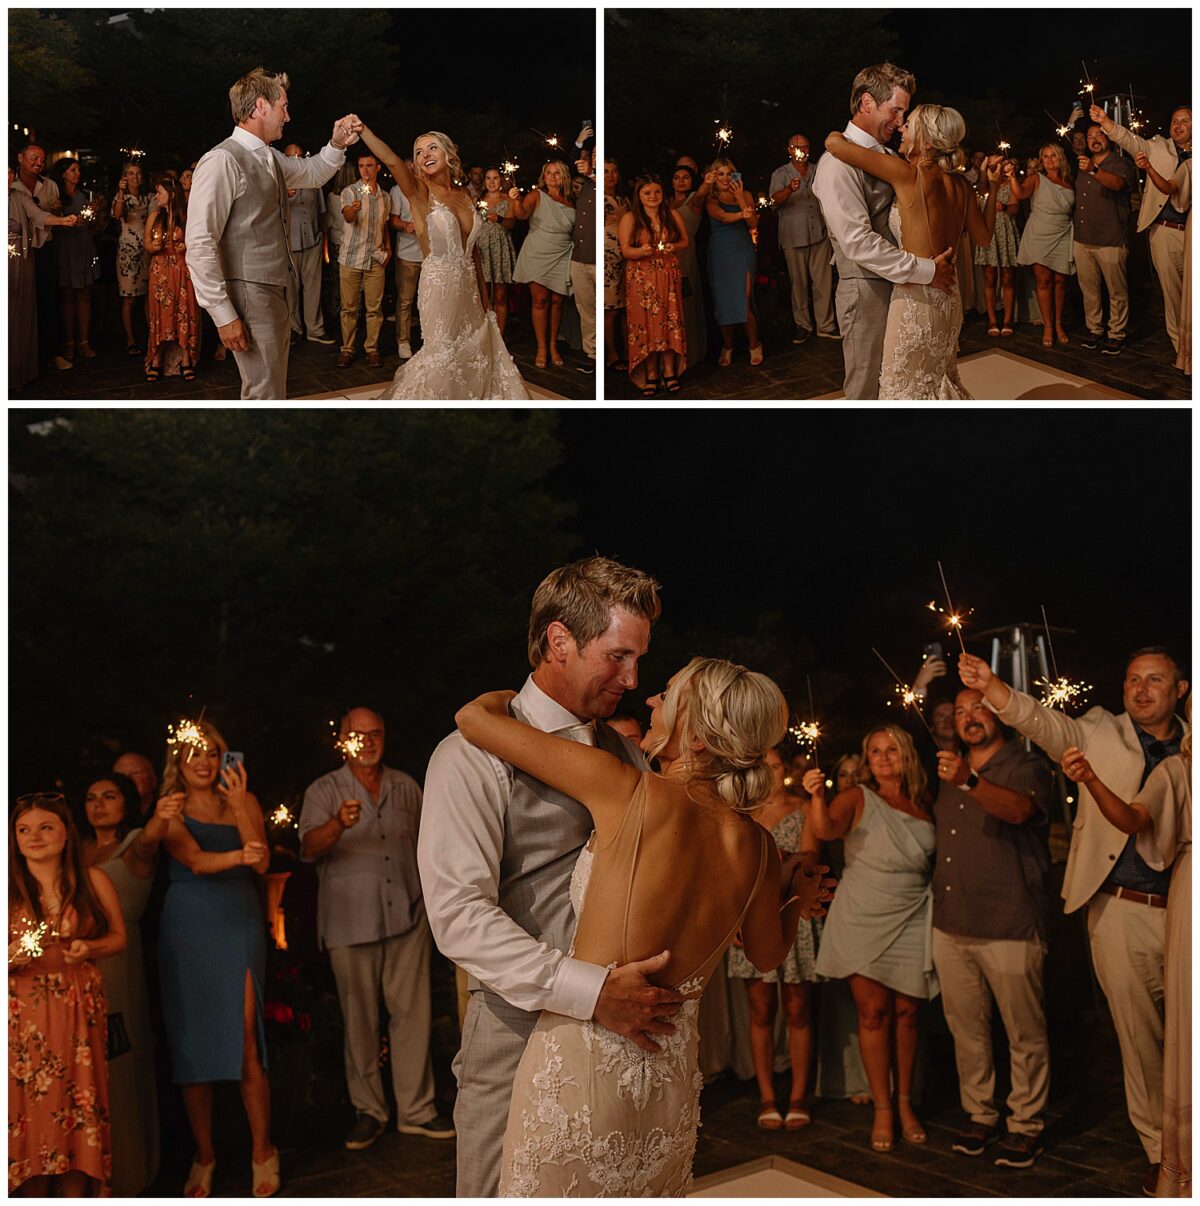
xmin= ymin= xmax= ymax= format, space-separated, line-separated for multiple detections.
xmin=706 ymin=201 xmax=757 ymax=326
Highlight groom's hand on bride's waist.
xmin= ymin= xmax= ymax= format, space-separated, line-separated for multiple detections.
xmin=592 ymin=950 xmax=685 ymax=1053
xmin=930 ymin=247 xmax=956 ymax=295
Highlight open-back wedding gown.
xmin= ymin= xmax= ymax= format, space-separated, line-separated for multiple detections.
xmin=378 ymin=199 xmax=529 ymax=399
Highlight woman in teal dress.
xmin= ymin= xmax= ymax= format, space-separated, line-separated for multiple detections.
xmin=476 ymin=168 xmax=517 ymax=337
xmin=806 ymin=726 xmax=937 ymax=1155
xmin=82 ymin=772 xmax=172 ymax=1197
xmin=704 ymin=157 xmax=763 ymax=366
xmin=157 ymin=720 xmax=276 ymax=1198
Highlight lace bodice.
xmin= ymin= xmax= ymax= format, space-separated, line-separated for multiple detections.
xmin=426 ymin=198 xmax=480 ymax=262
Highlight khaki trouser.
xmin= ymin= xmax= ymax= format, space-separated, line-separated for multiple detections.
xmin=393 ymin=258 xmax=422 ymax=342
xmin=226 ymin=279 xmax=290 ymax=400
xmin=1087 ymin=892 xmax=1166 ymax=1162
xmin=1074 ymin=241 xmax=1129 ymax=339
xmin=1148 ymin=223 xmax=1186 ymax=352
xmin=932 ymin=928 xmax=1050 ymax=1136
xmin=836 ymin=276 xmax=891 ymax=400
xmin=328 ymin=923 xmax=437 ymax=1127
xmin=339 ymin=262 xmax=386 ymax=354
xmin=570 ymin=261 xmax=597 ymax=359
xmin=287 ymin=242 xmax=327 ymax=338
xmin=783 ymin=238 xmax=836 ymax=334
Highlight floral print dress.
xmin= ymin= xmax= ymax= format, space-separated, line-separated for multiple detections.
xmin=115 ymin=193 xmax=151 ymax=297
xmin=8 ymin=909 xmax=111 ymax=1193
xmin=623 ymin=217 xmax=686 ymax=382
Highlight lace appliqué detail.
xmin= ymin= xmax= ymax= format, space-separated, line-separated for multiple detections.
xmin=879 ymin=282 xmax=972 ymax=400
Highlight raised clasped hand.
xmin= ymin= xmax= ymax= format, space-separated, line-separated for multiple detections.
xmin=1089 ymin=104 xmax=1106 ymax=125
xmin=955 ymin=651 xmax=990 ymax=689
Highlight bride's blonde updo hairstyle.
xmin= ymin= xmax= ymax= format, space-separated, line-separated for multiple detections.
xmin=644 ymin=657 xmax=788 ymax=814
xmin=412 ymin=130 xmax=464 ymax=189
xmin=907 ymin=104 xmax=967 ymax=174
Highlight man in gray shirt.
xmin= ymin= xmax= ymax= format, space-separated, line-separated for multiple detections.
xmin=768 ymin=134 xmax=838 ymax=343
xmin=932 ymin=688 xmax=1053 ymax=1170
xmin=299 ymin=706 xmax=453 ymax=1151
xmin=284 ymin=143 xmax=335 ymax=346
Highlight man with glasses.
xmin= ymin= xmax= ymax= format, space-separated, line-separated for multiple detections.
xmin=299 ymin=706 xmax=453 ymax=1150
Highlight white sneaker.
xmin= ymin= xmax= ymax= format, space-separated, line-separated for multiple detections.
xmin=397 ymin=341 xmax=413 ymax=359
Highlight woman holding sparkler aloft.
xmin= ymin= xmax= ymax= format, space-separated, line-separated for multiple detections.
xmin=804 ymin=725 xmax=937 ymax=1154
xmin=9 ymin=792 xmax=127 ymax=1196
xmin=156 ymin=720 xmax=277 ymax=1197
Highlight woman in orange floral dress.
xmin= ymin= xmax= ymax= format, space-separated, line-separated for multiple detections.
xmin=143 ymin=174 xmax=200 ymax=384
xmin=618 ymin=173 xmax=688 ymax=396
xmin=9 ymin=792 xmax=126 ymax=1196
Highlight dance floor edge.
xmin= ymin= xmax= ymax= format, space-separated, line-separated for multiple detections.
xmin=815 ymin=348 xmax=1137 ymax=401
xmin=296 ymin=382 xmax=564 ymax=401
xmin=689 ymin=1154 xmax=884 ymax=1198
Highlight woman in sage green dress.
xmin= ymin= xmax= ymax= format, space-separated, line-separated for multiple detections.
xmin=476 ymin=168 xmax=517 ymax=336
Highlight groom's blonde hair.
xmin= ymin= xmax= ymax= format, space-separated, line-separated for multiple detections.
xmin=229 ymin=68 xmax=290 ymax=124
xmin=850 ymin=63 xmax=916 ymax=117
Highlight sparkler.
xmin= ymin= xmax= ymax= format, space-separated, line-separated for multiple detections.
xmin=790 ymin=146 xmax=808 ymax=163
xmin=1036 ymin=603 xmax=1093 ymax=711
xmin=12 ymin=921 xmax=58 ymax=961
xmin=756 ymin=194 xmax=770 ymax=210
xmin=167 ymin=711 xmax=209 ymax=762
xmin=872 ymin=647 xmax=937 ymax=739
xmin=1079 ymin=60 xmax=1096 ymax=102
xmin=269 ymin=803 xmax=297 ymax=829
xmin=805 ymin=673 xmax=821 ymax=772
xmin=330 ymin=721 xmax=366 ymax=760
xmin=1045 ymin=109 xmax=1071 ymax=140
xmin=476 ymin=198 xmax=489 ymax=216
xmin=714 ymin=121 xmax=733 ymax=150
xmin=8 ymin=235 xmax=20 ymax=259
xmin=935 ymin=560 xmax=969 ymax=654
xmin=79 ymin=205 xmax=95 ymax=223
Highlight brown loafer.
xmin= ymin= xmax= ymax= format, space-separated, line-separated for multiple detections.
xmin=335 ymin=351 xmax=353 ymax=368
xmin=366 ymin=351 xmax=382 ymax=368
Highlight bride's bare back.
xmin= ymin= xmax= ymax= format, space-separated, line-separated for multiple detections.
xmin=893 ymin=166 xmax=973 ymax=258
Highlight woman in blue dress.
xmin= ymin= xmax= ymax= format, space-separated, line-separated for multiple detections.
xmin=704 ymin=157 xmax=763 ymax=367
xmin=158 ymin=720 xmax=276 ymax=1198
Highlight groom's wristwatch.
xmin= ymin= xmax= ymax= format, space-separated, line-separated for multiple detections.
xmin=962 ymin=770 xmax=981 ymax=792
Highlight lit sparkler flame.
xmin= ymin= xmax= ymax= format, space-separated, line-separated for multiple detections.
xmin=167 ymin=716 xmax=209 ymax=761
xmin=8 ymin=238 xmax=20 ymax=259
xmin=926 ymin=599 xmax=973 ymax=635
xmin=80 ymin=205 xmax=95 ymax=222
xmin=14 ymin=921 xmax=51 ymax=960
xmin=1036 ymin=676 xmax=1093 ymax=712
xmin=545 ymin=134 xmax=560 ymax=149
xmin=791 ymin=146 xmax=808 ymax=162
xmin=714 ymin=122 xmax=733 ymax=148
xmin=269 ymin=803 xmax=296 ymax=829
xmin=789 ymin=720 xmax=820 ymax=749
xmin=998 ymin=141 xmax=1011 ymax=154
xmin=757 ymin=194 xmax=770 ymax=209
xmin=1057 ymin=125 xmax=1071 ymax=139
xmin=502 ymin=159 xmax=519 ymax=177
xmin=476 ymin=198 xmax=489 ymax=215
xmin=331 ymin=722 xmax=366 ymax=760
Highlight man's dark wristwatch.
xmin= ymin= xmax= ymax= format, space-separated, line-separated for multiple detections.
xmin=963 ymin=770 xmax=981 ymax=792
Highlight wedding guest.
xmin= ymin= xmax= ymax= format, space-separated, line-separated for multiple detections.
xmin=1062 ymin=699 xmax=1191 ymax=1198
xmin=608 ymin=714 xmax=643 ymax=742
xmin=676 ymin=154 xmax=701 ymax=176
xmin=16 ymin=143 xmax=64 ymax=370
xmin=324 ymin=161 xmax=358 ymax=340
xmin=1092 ymin=103 xmax=1191 ymax=370
xmin=9 ymin=167 xmax=79 ymax=392
xmin=284 ymin=143 xmax=334 ymax=346
xmin=933 ymin=691 xmax=1053 ymax=1170
xmin=156 ymin=720 xmax=277 ymax=1198
xmin=806 ymin=726 xmax=937 ymax=1154
xmin=1009 ymin=146 xmax=1075 ymax=347
xmin=770 ymin=135 xmax=837 ymax=342
xmin=571 ymin=151 xmax=597 ymax=374
xmin=180 ymin=165 xmax=194 ymax=203
xmin=959 ymin=647 xmax=1188 ymax=1197
xmin=9 ymin=791 xmax=126 ymax=1197
xmin=475 ymin=167 xmax=516 ymax=339
xmin=299 ymin=708 xmax=452 ymax=1150
xmin=113 ymin=751 xmax=159 ymax=819
xmin=510 ymin=159 xmax=577 ymax=368
xmin=337 ymin=153 xmax=391 ymax=368
xmin=388 ymin=162 xmax=426 ymax=357
xmin=82 ymin=773 xmax=174 ymax=1197
xmin=618 ymin=173 xmax=688 ymax=395
xmin=669 ymin=164 xmax=710 ymax=368
xmin=112 ymin=161 xmax=152 ymax=357
xmin=144 ymin=174 xmax=200 ymax=382
xmin=467 ymin=164 xmax=485 ymax=200
xmin=603 ymin=158 xmax=629 ymax=371
xmin=48 ymin=157 xmax=100 ymax=366
xmin=705 ymin=157 xmax=762 ymax=366
xmin=974 ymin=155 xmax=1021 ymax=336
xmin=1072 ymin=124 xmax=1137 ymax=355
xmin=727 ymin=748 xmax=823 ymax=1130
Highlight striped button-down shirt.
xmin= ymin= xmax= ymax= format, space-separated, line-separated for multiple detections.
xmin=338 ymin=182 xmax=390 ymax=270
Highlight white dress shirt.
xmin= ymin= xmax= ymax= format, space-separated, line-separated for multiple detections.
xmin=418 ymin=676 xmax=609 ymax=1021
xmin=186 ymin=126 xmax=344 ymax=326
xmin=812 ymin=121 xmax=935 ymax=286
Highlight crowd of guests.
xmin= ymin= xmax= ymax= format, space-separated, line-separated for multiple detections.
xmin=9 ymin=641 xmax=1189 ymax=1196
xmin=8 ymin=125 xmax=598 ymax=395
xmin=605 ymin=99 xmax=1191 ymax=392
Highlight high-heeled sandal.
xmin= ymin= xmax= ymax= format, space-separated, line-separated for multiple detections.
xmin=251 ymin=1148 xmax=280 ymax=1198
xmin=1041 ymin=329 xmax=1054 ymax=348
xmin=897 ymin=1094 xmax=927 ymax=1144
xmin=550 ymin=351 xmax=565 ymax=367
xmin=870 ymin=1101 xmax=894 ymax=1152
xmin=534 ymin=352 xmax=548 ymax=369
xmin=184 ymin=1157 xmax=215 ymax=1198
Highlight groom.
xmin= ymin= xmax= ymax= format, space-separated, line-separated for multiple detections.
xmin=419 ymin=556 xmax=683 ymax=1196
xmin=185 ymin=68 xmax=360 ymax=399
xmin=812 ymin=62 xmax=956 ymax=399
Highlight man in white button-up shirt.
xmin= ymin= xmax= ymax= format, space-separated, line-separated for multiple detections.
xmin=184 ymin=68 xmax=360 ymax=399
xmin=812 ymin=62 xmax=955 ymax=399
xmin=420 ymin=556 xmax=681 ymax=1196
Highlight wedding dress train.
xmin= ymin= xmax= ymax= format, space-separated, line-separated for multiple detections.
xmin=378 ymin=199 xmax=529 ymax=400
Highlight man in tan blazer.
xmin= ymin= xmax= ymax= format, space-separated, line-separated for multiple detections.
xmin=958 ymin=647 xmax=1188 ymax=1197
xmin=1091 ymin=104 xmax=1191 ymax=358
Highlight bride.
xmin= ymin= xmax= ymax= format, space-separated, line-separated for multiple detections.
xmin=352 ymin=121 xmax=529 ymax=399
xmin=455 ymin=657 xmax=833 ymax=1196
xmin=824 ymin=105 xmax=1002 ymax=399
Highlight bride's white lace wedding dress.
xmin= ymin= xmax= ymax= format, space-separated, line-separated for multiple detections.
xmin=498 ymin=776 xmax=768 ymax=1197
xmin=378 ymin=199 xmax=529 ymax=400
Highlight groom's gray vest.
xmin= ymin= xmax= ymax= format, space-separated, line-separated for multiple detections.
xmin=464 ymin=704 xmax=646 ymax=995
xmin=828 ymin=157 xmax=899 ymax=282
xmin=213 ymin=136 xmax=295 ymax=288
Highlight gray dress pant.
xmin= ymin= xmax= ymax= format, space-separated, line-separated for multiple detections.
xmin=287 ymin=243 xmax=327 ymax=338
xmin=783 ymin=238 xmax=836 ymax=334
xmin=453 ymin=989 xmax=539 ymax=1197
xmin=835 ymin=276 xmax=892 ymax=400
xmin=227 ymin=278 xmax=290 ymax=399
xmin=328 ymin=923 xmax=437 ymax=1128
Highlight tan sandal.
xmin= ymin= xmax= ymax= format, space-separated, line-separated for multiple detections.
xmin=184 ymin=1158 xmax=215 ymax=1198
xmin=871 ymin=1102 xmax=894 ymax=1152
xmin=252 ymin=1148 xmax=280 ymax=1197
xmin=898 ymin=1094 xmax=927 ymax=1144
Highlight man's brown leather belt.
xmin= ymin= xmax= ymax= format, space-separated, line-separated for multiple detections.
xmin=1156 ymin=220 xmax=1187 ymax=231
xmin=1099 ymin=884 xmax=1167 ymax=908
